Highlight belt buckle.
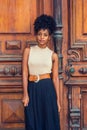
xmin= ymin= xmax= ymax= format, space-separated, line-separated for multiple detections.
xmin=34 ymin=74 xmax=40 ymax=83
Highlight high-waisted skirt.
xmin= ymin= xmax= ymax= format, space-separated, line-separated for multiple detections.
xmin=24 ymin=78 xmax=60 ymax=130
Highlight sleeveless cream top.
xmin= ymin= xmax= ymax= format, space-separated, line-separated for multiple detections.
xmin=28 ymin=45 xmax=53 ymax=75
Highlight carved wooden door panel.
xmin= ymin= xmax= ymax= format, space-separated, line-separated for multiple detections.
xmin=0 ymin=0 xmax=53 ymax=129
xmin=63 ymin=0 xmax=87 ymax=129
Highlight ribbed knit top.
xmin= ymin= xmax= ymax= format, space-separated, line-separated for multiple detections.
xmin=28 ymin=45 xmax=53 ymax=75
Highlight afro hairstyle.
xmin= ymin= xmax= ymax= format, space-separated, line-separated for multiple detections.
xmin=33 ymin=14 xmax=56 ymax=35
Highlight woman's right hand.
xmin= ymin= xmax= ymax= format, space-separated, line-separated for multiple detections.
xmin=22 ymin=95 xmax=29 ymax=107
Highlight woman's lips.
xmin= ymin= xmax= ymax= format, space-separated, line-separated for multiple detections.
xmin=39 ymin=40 xmax=45 ymax=42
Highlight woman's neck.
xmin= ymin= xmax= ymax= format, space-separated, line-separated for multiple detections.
xmin=38 ymin=44 xmax=47 ymax=48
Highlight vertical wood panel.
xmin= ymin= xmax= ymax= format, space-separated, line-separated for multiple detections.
xmin=72 ymin=87 xmax=80 ymax=108
xmin=83 ymin=0 xmax=87 ymax=33
xmin=43 ymin=0 xmax=53 ymax=15
xmin=0 ymin=0 xmax=31 ymax=33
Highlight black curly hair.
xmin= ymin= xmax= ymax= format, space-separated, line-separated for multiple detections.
xmin=34 ymin=14 xmax=56 ymax=35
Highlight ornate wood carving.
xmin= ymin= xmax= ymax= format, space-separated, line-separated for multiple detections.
xmin=78 ymin=67 xmax=87 ymax=74
xmin=0 ymin=79 xmax=22 ymax=86
xmin=0 ymin=93 xmax=24 ymax=128
xmin=68 ymin=50 xmax=81 ymax=62
xmin=2 ymin=99 xmax=24 ymax=123
xmin=70 ymin=108 xmax=80 ymax=129
xmin=65 ymin=1 xmax=87 ymax=129
xmin=6 ymin=40 xmax=21 ymax=50
xmin=0 ymin=55 xmax=22 ymax=61
xmin=26 ymin=40 xmax=37 ymax=48
xmin=68 ymin=0 xmax=87 ymax=61
xmin=68 ymin=86 xmax=81 ymax=129
xmin=0 ymin=64 xmax=21 ymax=76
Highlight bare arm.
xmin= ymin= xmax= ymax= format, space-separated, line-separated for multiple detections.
xmin=22 ymin=47 xmax=30 ymax=106
xmin=52 ymin=52 xmax=61 ymax=112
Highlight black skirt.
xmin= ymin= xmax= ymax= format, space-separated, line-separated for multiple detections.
xmin=24 ymin=78 xmax=60 ymax=130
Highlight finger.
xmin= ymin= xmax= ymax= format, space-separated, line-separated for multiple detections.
xmin=24 ymin=103 xmax=27 ymax=107
xmin=24 ymin=102 xmax=28 ymax=107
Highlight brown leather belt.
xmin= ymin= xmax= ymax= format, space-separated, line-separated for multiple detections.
xmin=29 ymin=73 xmax=51 ymax=82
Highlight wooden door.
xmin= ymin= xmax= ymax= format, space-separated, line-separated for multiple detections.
xmin=62 ymin=0 xmax=87 ymax=129
xmin=0 ymin=0 xmax=53 ymax=129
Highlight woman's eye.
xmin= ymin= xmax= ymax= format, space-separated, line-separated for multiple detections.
xmin=37 ymin=32 xmax=48 ymax=37
xmin=44 ymin=34 xmax=48 ymax=36
xmin=38 ymin=33 xmax=41 ymax=36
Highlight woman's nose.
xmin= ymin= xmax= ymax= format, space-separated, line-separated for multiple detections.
xmin=41 ymin=35 xmax=44 ymax=39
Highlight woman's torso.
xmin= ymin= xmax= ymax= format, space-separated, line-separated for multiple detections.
xmin=28 ymin=45 xmax=53 ymax=75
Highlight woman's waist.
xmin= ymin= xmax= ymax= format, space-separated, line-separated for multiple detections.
xmin=28 ymin=73 xmax=51 ymax=83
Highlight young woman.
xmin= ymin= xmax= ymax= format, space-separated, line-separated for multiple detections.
xmin=22 ymin=14 xmax=60 ymax=130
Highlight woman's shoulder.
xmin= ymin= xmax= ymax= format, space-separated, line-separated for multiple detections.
xmin=47 ymin=47 xmax=54 ymax=53
xmin=30 ymin=45 xmax=37 ymax=50
xmin=23 ymin=47 xmax=30 ymax=56
xmin=23 ymin=45 xmax=37 ymax=54
xmin=52 ymin=52 xmax=58 ymax=56
xmin=52 ymin=52 xmax=58 ymax=61
xmin=24 ymin=47 xmax=30 ymax=52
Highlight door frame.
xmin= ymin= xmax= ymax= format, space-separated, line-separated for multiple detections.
xmin=53 ymin=0 xmax=64 ymax=130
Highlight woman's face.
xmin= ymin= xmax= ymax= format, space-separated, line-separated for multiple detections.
xmin=36 ymin=29 xmax=51 ymax=47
